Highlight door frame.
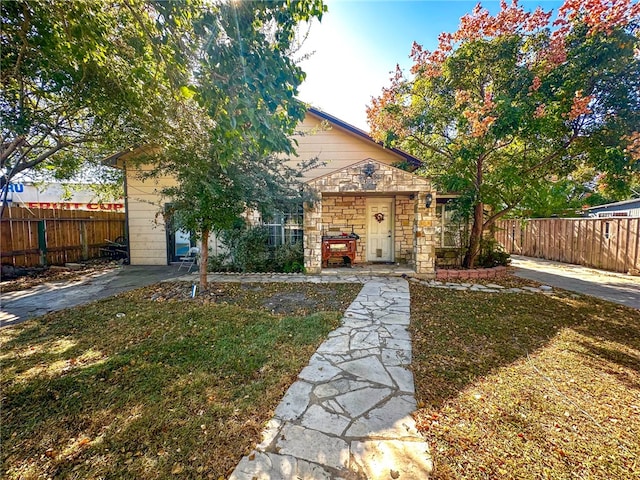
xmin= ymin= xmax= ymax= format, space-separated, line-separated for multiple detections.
xmin=366 ymin=197 xmax=394 ymax=262
xmin=164 ymin=203 xmax=194 ymax=263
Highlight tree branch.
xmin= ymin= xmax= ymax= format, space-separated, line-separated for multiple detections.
xmin=0 ymin=136 xmax=27 ymax=166
xmin=519 ymin=135 xmax=578 ymax=178
xmin=407 ymin=134 xmax=454 ymax=160
xmin=483 ymin=201 xmax=520 ymax=231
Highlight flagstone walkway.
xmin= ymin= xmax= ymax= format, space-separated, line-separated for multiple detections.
xmin=229 ymin=277 xmax=432 ymax=480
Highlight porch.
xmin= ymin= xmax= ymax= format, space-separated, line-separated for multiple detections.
xmin=321 ymin=262 xmax=414 ymax=277
xmin=303 ymin=159 xmax=438 ymax=278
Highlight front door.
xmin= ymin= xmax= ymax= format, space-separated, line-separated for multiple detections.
xmin=164 ymin=203 xmax=193 ymax=263
xmin=367 ymin=198 xmax=394 ymax=262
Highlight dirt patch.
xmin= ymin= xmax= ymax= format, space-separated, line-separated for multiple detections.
xmin=139 ymin=281 xmax=362 ymax=316
xmin=262 ymin=292 xmax=319 ymax=314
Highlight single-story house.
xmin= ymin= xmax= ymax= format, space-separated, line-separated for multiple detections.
xmin=584 ymin=198 xmax=640 ymax=218
xmin=104 ymin=107 xmax=460 ymax=277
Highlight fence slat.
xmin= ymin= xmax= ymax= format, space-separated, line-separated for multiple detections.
xmin=1 ymin=206 xmax=125 ymax=267
xmin=496 ymin=217 xmax=639 ymax=274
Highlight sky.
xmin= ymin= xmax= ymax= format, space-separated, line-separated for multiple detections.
xmin=296 ymin=0 xmax=564 ymax=131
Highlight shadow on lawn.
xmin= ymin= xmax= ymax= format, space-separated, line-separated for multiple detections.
xmin=0 ymin=288 xmax=346 ymax=479
xmin=409 ymin=283 xmax=640 ymax=409
xmin=1 ymin=303 xmax=251 ymax=478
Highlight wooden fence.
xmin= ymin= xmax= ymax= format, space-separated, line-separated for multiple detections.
xmin=495 ymin=217 xmax=640 ymax=274
xmin=1 ymin=206 xmax=126 ymax=267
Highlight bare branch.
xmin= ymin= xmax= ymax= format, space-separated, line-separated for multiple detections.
xmin=0 ymin=136 xmax=27 ymax=166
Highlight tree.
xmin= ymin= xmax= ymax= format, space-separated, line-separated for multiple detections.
xmin=368 ymin=0 xmax=640 ymax=267
xmin=144 ymin=0 xmax=326 ymax=288
xmin=0 ymin=0 xmax=199 ymax=215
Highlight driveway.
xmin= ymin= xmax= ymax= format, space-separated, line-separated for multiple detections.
xmin=1 ymin=265 xmax=188 ymax=327
xmin=510 ymin=255 xmax=640 ymax=310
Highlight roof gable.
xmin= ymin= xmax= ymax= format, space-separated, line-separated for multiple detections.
xmin=307 ymin=158 xmax=430 ymax=193
xmin=306 ymin=107 xmax=422 ymax=169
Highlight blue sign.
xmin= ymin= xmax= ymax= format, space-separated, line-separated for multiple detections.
xmin=1 ymin=183 xmax=24 ymax=193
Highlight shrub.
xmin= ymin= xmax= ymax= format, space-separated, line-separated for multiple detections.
xmin=477 ymin=238 xmax=510 ymax=268
xmin=273 ymin=242 xmax=304 ymax=273
xmin=210 ymin=224 xmax=304 ymax=273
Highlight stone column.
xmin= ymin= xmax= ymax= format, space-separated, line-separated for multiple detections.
xmin=413 ymin=189 xmax=436 ymax=278
xmin=304 ymin=196 xmax=323 ymax=274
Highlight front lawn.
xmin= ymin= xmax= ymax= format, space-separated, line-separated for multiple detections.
xmin=1 ymin=282 xmax=361 ymax=479
xmin=410 ymin=283 xmax=640 ymax=479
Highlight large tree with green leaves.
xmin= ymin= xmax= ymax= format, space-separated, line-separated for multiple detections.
xmin=368 ymin=0 xmax=640 ymax=267
xmin=144 ymin=0 xmax=326 ymax=288
xmin=0 ymin=0 xmax=199 ymax=213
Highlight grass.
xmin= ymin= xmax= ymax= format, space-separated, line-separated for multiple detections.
xmin=0 ymin=281 xmax=361 ymax=479
xmin=410 ymin=283 xmax=640 ymax=479
xmin=5 ymin=275 xmax=638 ymax=479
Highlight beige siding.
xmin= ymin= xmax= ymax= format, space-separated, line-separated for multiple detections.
xmin=286 ymin=113 xmax=407 ymax=180
xmin=125 ymin=163 xmax=175 ymax=265
xmin=122 ymin=111 xmax=418 ymax=266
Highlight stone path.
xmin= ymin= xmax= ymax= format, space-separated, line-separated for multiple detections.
xmin=408 ymin=277 xmax=554 ymax=294
xmin=230 ymin=277 xmax=432 ymax=480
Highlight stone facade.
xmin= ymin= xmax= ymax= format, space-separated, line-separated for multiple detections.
xmin=304 ymin=159 xmax=436 ymax=277
xmin=316 ymin=195 xmax=414 ymax=265
xmin=414 ymin=191 xmax=436 ymax=276
xmin=394 ymin=196 xmax=414 ymax=265
xmin=320 ymin=195 xmax=367 ymax=261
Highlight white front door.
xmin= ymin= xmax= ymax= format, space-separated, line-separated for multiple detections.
xmin=367 ymin=198 xmax=394 ymax=262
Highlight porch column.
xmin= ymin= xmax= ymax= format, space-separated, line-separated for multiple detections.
xmin=413 ymin=190 xmax=437 ymax=278
xmin=304 ymin=197 xmax=323 ymax=274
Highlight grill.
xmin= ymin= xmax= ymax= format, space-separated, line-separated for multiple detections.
xmin=321 ymin=227 xmax=359 ymax=268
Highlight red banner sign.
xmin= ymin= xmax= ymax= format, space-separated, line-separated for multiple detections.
xmin=26 ymin=202 xmax=125 ymax=211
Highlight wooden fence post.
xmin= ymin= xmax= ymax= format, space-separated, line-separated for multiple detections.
xmin=37 ymin=220 xmax=47 ymax=266
xmin=80 ymin=221 xmax=89 ymax=260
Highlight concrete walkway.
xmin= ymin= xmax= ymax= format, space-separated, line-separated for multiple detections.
xmin=510 ymin=255 xmax=640 ymax=310
xmin=230 ymin=277 xmax=432 ymax=480
xmin=0 ymin=265 xmax=187 ymax=327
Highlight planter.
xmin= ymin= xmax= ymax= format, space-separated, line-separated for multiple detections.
xmin=436 ymin=265 xmax=508 ymax=281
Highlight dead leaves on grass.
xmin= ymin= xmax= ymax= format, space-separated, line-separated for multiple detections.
xmin=1 ymin=282 xmax=358 ymax=480
xmin=410 ymin=282 xmax=640 ymax=479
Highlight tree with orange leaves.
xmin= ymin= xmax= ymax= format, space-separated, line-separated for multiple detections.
xmin=368 ymin=0 xmax=640 ymax=268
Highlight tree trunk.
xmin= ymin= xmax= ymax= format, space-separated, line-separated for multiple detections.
xmin=199 ymin=228 xmax=209 ymax=290
xmin=463 ymin=153 xmax=485 ymax=269
xmin=463 ymin=201 xmax=484 ymax=268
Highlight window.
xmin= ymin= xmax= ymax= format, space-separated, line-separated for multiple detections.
xmin=263 ymin=204 xmax=304 ymax=246
xmin=435 ymin=201 xmax=468 ymax=248
xmin=596 ymin=211 xmax=629 ymax=218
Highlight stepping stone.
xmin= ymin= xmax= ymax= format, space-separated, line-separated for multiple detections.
xmin=276 ymin=424 xmax=350 ymax=470
xmin=351 ymin=439 xmax=433 ymax=480
xmin=229 ymin=278 xmax=432 ymax=479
